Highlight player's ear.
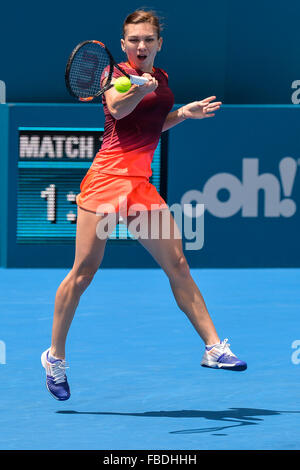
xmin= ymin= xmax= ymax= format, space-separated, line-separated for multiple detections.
xmin=121 ymin=38 xmax=126 ymax=52
xmin=158 ymin=37 xmax=163 ymax=52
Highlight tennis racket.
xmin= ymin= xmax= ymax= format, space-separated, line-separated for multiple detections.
xmin=65 ymin=40 xmax=149 ymax=102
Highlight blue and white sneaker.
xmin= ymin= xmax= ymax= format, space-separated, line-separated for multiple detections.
xmin=201 ymin=338 xmax=247 ymax=371
xmin=41 ymin=348 xmax=71 ymax=400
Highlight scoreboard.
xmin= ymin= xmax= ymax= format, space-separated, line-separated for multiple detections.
xmin=18 ymin=127 xmax=100 ymax=244
xmin=17 ymin=127 xmax=165 ymax=244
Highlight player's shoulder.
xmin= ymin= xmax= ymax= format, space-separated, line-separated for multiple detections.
xmin=117 ymin=62 xmax=132 ymax=72
xmin=113 ymin=62 xmax=130 ymax=78
xmin=155 ymin=67 xmax=169 ymax=82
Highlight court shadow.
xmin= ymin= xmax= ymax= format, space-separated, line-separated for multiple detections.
xmin=57 ymin=407 xmax=298 ymax=435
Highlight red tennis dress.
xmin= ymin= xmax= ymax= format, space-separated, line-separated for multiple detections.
xmin=76 ymin=61 xmax=174 ymax=216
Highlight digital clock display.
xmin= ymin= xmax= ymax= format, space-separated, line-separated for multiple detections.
xmin=17 ymin=127 xmax=165 ymax=244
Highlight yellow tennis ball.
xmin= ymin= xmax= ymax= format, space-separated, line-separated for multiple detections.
xmin=114 ymin=76 xmax=131 ymax=93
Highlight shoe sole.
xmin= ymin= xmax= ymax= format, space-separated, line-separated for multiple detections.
xmin=41 ymin=350 xmax=70 ymax=401
xmin=201 ymin=363 xmax=247 ymax=371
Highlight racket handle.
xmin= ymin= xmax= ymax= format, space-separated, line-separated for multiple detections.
xmin=129 ymin=74 xmax=148 ymax=86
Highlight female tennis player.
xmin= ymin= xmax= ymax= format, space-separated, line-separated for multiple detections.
xmin=41 ymin=10 xmax=247 ymax=400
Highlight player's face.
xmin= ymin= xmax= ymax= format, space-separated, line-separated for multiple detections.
xmin=121 ymin=23 xmax=163 ymax=72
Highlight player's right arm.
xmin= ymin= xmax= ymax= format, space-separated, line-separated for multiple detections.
xmin=104 ymin=73 xmax=157 ymax=120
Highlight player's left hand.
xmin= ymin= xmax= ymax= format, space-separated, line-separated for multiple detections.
xmin=181 ymin=96 xmax=222 ymax=119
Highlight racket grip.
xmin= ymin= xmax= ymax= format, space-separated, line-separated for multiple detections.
xmin=129 ymin=74 xmax=148 ymax=86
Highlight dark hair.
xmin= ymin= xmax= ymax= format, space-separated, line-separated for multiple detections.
xmin=122 ymin=9 xmax=163 ymax=38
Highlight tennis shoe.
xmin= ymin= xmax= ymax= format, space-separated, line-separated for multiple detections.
xmin=41 ymin=348 xmax=71 ymax=400
xmin=201 ymin=338 xmax=247 ymax=371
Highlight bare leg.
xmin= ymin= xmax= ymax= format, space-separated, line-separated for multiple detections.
xmin=50 ymin=207 xmax=118 ymax=359
xmin=126 ymin=210 xmax=219 ymax=345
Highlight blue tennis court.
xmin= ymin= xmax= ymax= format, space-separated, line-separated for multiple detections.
xmin=0 ymin=267 xmax=299 ymax=450
xmin=1 ymin=0 xmax=300 ymax=456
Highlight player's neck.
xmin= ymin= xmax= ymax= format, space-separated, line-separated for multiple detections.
xmin=125 ymin=60 xmax=155 ymax=74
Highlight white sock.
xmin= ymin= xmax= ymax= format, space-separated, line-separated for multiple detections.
xmin=206 ymin=341 xmax=221 ymax=349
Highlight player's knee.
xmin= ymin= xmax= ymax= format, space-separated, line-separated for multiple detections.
xmin=169 ymin=255 xmax=190 ymax=279
xmin=71 ymin=268 xmax=97 ymax=294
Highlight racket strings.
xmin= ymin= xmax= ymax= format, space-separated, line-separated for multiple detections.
xmin=68 ymin=42 xmax=111 ymax=98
